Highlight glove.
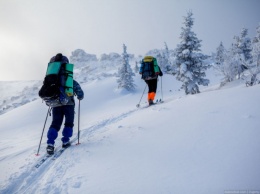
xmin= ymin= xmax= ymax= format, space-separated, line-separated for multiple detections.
xmin=77 ymin=96 xmax=83 ymax=100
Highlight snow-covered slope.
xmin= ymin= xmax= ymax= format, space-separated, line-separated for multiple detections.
xmin=0 ymin=71 xmax=260 ymax=194
xmin=0 ymin=55 xmax=124 ymax=115
xmin=0 ymin=80 xmax=41 ymax=115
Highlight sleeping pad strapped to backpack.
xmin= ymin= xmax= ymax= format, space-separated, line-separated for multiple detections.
xmin=39 ymin=60 xmax=74 ymax=106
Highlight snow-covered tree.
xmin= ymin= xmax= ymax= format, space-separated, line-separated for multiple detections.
xmin=117 ymin=44 xmax=136 ymax=91
xmin=174 ymin=11 xmax=210 ymax=95
xmin=247 ymin=23 xmax=260 ymax=85
xmin=252 ymin=24 xmax=260 ymax=68
xmin=238 ymin=28 xmax=253 ymax=63
xmin=226 ymin=39 xmax=244 ymax=79
xmin=214 ymin=25 xmax=260 ymax=86
xmin=229 ymin=28 xmax=252 ymax=79
xmin=215 ymin=42 xmax=226 ymax=67
xmin=214 ymin=42 xmax=227 ymax=77
xmin=221 ymin=50 xmax=240 ymax=83
xmin=161 ymin=42 xmax=172 ymax=72
xmin=213 ymin=41 xmax=237 ymax=84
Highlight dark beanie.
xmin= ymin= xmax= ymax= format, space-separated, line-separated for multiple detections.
xmin=54 ymin=53 xmax=63 ymax=62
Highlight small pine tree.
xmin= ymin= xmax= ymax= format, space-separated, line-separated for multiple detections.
xmin=161 ymin=42 xmax=172 ymax=72
xmin=117 ymin=44 xmax=136 ymax=91
xmin=215 ymin=42 xmax=226 ymax=67
xmin=214 ymin=42 xmax=225 ymax=75
xmin=238 ymin=28 xmax=253 ymax=63
xmin=174 ymin=11 xmax=210 ymax=95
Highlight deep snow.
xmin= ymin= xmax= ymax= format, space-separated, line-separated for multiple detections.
xmin=0 ymin=69 xmax=260 ymax=194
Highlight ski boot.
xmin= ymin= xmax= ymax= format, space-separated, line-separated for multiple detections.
xmin=62 ymin=141 xmax=71 ymax=148
xmin=149 ymin=99 xmax=154 ymax=106
xmin=46 ymin=144 xmax=54 ymax=155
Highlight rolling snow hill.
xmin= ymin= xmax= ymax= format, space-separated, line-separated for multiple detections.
xmin=0 ymin=70 xmax=260 ymax=194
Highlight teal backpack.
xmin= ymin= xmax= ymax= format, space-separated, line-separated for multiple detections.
xmin=39 ymin=54 xmax=74 ymax=106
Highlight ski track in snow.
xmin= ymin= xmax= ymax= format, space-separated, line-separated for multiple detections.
xmin=0 ymin=105 xmax=157 ymax=194
xmin=1 ymin=80 xmax=259 ymax=193
xmin=0 ymin=92 xmax=210 ymax=194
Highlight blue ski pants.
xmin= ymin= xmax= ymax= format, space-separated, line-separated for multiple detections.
xmin=47 ymin=105 xmax=75 ymax=145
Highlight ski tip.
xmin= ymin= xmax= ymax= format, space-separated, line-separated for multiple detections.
xmin=35 ymin=154 xmax=40 ymax=156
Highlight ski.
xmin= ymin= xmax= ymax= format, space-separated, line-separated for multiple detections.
xmin=34 ymin=137 xmax=78 ymax=168
xmin=52 ymin=145 xmax=70 ymax=160
xmin=34 ymin=154 xmax=52 ymax=168
xmin=138 ymin=99 xmax=163 ymax=108
xmin=155 ymin=99 xmax=163 ymax=103
xmin=34 ymin=147 xmax=69 ymax=168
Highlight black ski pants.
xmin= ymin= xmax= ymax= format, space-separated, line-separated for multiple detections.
xmin=145 ymin=78 xmax=158 ymax=93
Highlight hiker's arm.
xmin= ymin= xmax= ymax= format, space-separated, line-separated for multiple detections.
xmin=73 ymin=80 xmax=84 ymax=100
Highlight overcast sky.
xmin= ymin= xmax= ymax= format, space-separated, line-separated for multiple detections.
xmin=0 ymin=0 xmax=259 ymax=81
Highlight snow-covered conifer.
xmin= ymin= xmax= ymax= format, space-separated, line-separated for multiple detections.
xmin=214 ymin=42 xmax=236 ymax=83
xmin=238 ymin=28 xmax=253 ymax=63
xmin=228 ymin=28 xmax=252 ymax=79
xmin=174 ymin=11 xmax=210 ymax=95
xmin=252 ymin=24 xmax=260 ymax=68
xmin=161 ymin=42 xmax=172 ymax=72
xmin=247 ymin=23 xmax=260 ymax=85
xmin=117 ymin=44 xmax=136 ymax=91
xmin=216 ymin=41 xmax=244 ymax=82
xmin=221 ymin=50 xmax=240 ymax=83
xmin=215 ymin=42 xmax=226 ymax=66
xmin=214 ymin=42 xmax=227 ymax=76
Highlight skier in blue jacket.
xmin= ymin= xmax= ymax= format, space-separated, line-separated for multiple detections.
xmin=46 ymin=54 xmax=84 ymax=155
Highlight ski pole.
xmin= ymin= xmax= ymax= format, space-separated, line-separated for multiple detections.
xmin=76 ymin=100 xmax=81 ymax=145
xmin=160 ymin=76 xmax=163 ymax=102
xmin=36 ymin=106 xmax=51 ymax=156
xmin=136 ymin=84 xmax=147 ymax=108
